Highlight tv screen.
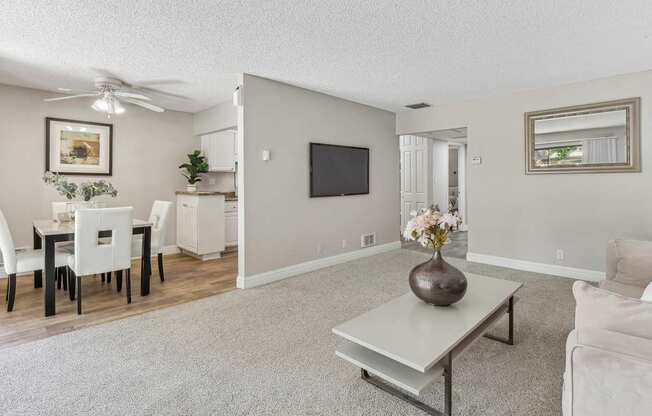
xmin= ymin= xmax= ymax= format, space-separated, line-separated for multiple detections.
xmin=310 ymin=143 xmax=369 ymax=197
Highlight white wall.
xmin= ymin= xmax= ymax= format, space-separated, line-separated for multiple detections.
xmin=0 ymin=83 xmax=196 ymax=248
xmin=193 ymin=101 xmax=238 ymax=193
xmin=396 ymin=70 xmax=652 ymax=273
xmin=192 ymin=100 xmax=237 ymax=136
xmin=240 ymin=75 xmax=399 ymax=277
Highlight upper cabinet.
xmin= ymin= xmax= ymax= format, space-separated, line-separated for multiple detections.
xmin=201 ymin=130 xmax=237 ymax=172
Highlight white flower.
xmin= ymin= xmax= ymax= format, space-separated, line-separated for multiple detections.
xmin=440 ymin=213 xmax=459 ymax=229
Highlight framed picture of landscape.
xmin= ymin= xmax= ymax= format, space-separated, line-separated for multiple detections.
xmin=45 ymin=117 xmax=113 ymax=176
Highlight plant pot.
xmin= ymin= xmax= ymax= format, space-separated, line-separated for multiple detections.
xmin=408 ymin=249 xmax=467 ymax=306
xmin=186 ymin=184 xmax=197 ymax=192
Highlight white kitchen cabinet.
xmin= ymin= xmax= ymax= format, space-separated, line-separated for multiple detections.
xmin=176 ymin=193 xmax=225 ymax=260
xmin=200 ymin=130 xmax=237 ymax=172
xmin=224 ymin=200 xmax=238 ymax=247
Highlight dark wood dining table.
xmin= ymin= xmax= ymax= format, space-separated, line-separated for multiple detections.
xmin=32 ymin=219 xmax=153 ymax=317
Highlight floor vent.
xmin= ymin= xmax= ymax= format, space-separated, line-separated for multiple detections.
xmin=361 ymin=233 xmax=376 ymax=248
xmin=404 ymin=102 xmax=431 ymax=109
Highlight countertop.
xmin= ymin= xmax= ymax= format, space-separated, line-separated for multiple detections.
xmin=176 ymin=190 xmax=238 ymax=201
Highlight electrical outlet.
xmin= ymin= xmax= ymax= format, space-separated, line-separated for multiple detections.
xmin=556 ymin=249 xmax=564 ymax=261
xmin=342 ymin=239 xmax=347 ymax=248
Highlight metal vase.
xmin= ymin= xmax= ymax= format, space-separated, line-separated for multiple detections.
xmin=408 ymin=249 xmax=467 ymax=306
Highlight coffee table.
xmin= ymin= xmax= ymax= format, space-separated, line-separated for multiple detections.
xmin=332 ymin=273 xmax=522 ymax=416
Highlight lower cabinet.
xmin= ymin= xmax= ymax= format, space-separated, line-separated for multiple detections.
xmin=177 ymin=193 xmax=225 ymax=260
xmin=225 ymin=212 xmax=237 ymax=246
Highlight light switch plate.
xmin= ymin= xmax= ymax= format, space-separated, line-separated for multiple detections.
xmin=471 ymin=156 xmax=482 ymax=165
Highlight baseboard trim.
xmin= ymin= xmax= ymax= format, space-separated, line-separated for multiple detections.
xmin=466 ymin=252 xmax=605 ymax=282
xmin=237 ymin=241 xmax=402 ymax=289
xmin=161 ymin=245 xmax=181 ymax=256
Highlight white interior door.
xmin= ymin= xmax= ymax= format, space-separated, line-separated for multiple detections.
xmin=400 ymin=135 xmax=429 ymax=233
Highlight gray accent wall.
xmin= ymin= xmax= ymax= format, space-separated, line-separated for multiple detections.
xmin=396 ymin=70 xmax=652 ymax=272
xmin=241 ymin=75 xmax=399 ymax=276
xmin=0 ymin=83 xmax=196 ymax=248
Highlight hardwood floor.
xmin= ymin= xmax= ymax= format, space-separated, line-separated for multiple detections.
xmin=0 ymin=253 xmax=237 ymax=349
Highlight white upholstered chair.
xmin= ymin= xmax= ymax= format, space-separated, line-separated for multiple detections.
xmin=0 ymin=208 xmax=68 ymax=312
xmin=131 ymin=200 xmax=172 ymax=282
xmin=67 ymin=207 xmax=133 ymax=314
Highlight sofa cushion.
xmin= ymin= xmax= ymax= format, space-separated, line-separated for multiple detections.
xmin=614 ymin=255 xmax=652 ymax=288
xmin=642 ymin=283 xmax=652 ymax=302
xmin=573 ymin=281 xmax=652 ymax=340
xmin=599 ymin=280 xmax=645 ymax=299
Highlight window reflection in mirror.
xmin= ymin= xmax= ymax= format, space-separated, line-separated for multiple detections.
xmin=533 ymin=110 xmax=626 ymax=167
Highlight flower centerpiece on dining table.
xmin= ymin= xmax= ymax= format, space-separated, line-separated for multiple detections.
xmin=403 ymin=207 xmax=467 ymax=306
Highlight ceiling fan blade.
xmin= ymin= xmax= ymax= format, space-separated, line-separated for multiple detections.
xmin=114 ymin=91 xmax=151 ymax=100
xmin=132 ymin=86 xmax=190 ymax=100
xmin=131 ymin=79 xmax=185 ymax=86
xmin=122 ymin=98 xmax=165 ymax=112
xmin=44 ymin=93 xmax=99 ymax=102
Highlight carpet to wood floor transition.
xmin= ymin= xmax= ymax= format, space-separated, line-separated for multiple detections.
xmin=0 ymin=249 xmax=573 ymax=416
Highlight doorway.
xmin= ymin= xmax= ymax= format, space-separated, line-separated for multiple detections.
xmin=399 ymin=128 xmax=468 ymax=259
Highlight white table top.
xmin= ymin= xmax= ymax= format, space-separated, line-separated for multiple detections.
xmin=33 ymin=219 xmax=152 ymax=236
xmin=332 ymin=273 xmax=522 ymax=373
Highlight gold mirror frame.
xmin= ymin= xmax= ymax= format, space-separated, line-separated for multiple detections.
xmin=525 ymin=97 xmax=641 ymax=174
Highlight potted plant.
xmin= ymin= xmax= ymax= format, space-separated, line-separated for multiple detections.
xmin=179 ymin=150 xmax=209 ymax=192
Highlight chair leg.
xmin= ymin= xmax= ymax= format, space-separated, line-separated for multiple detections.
xmin=126 ymin=269 xmax=131 ymax=304
xmin=116 ymin=270 xmax=123 ymax=293
xmin=56 ymin=268 xmax=62 ymax=290
xmin=6 ymin=274 xmax=16 ymax=312
xmin=101 ymin=273 xmax=105 ymax=283
xmin=158 ymin=253 xmax=165 ymax=282
xmin=107 ymin=272 xmax=112 ymax=284
xmin=68 ymin=269 xmax=76 ymax=301
xmin=76 ymin=274 xmax=82 ymax=314
xmin=62 ymin=267 xmax=68 ymax=291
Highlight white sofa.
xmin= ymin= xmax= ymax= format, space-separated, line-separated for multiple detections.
xmin=562 ymin=240 xmax=652 ymax=416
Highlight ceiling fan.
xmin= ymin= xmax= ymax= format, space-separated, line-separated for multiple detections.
xmin=44 ymin=76 xmax=175 ymax=116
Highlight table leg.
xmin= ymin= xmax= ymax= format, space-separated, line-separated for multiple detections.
xmin=483 ymin=296 xmax=515 ymax=345
xmin=140 ymin=226 xmax=151 ymax=296
xmin=44 ymin=236 xmax=56 ymax=317
xmin=361 ymin=357 xmax=451 ymax=416
xmin=33 ymin=227 xmax=42 ymax=288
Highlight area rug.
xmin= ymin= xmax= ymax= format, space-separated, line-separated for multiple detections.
xmin=0 ymin=249 xmax=573 ymax=415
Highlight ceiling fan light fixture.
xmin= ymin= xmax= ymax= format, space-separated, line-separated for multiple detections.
xmin=92 ymin=98 xmax=109 ymax=112
xmin=114 ymin=99 xmax=125 ymax=114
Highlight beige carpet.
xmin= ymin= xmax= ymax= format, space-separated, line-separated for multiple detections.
xmin=0 ymin=249 xmax=573 ymax=415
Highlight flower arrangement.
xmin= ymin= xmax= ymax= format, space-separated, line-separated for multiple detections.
xmin=403 ymin=207 xmax=460 ymax=251
xmin=43 ymin=172 xmax=118 ymax=201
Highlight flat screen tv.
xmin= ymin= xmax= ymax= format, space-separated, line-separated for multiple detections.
xmin=310 ymin=142 xmax=369 ymax=197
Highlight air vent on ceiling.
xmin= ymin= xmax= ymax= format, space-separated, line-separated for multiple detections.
xmin=405 ymin=102 xmax=431 ymax=109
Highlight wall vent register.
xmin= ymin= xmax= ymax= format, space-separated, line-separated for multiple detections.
xmin=361 ymin=233 xmax=377 ymax=248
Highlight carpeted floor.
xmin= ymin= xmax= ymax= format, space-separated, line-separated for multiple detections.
xmin=0 ymin=249 xmax=574 ymax=416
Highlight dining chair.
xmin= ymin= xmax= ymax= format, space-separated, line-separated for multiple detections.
xmin=67 ymin=207 xmax=133 ymax=314
xmin=51 ymin=202 xmax=76 ymax=290
xmin=0 ymin=208 xmax=68 ymax=312
xmin=131 ymin=200 xmax=172 ymax=282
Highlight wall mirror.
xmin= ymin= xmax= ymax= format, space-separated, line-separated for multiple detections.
xmin=525 ymin=97 xmax=640 ymax=174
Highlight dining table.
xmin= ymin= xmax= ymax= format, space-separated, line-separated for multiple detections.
xmin=32 ymin=218 xmax=153 ymax=317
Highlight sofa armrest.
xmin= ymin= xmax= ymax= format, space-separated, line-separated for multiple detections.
xmin=606 ymin=239 xmax=652 ymax=282
xmin=564 ymin=328 xmax=652 ymax=416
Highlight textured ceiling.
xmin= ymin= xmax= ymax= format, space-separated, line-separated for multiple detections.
xmin=2 ymin=1 xmax=652 ymax=113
